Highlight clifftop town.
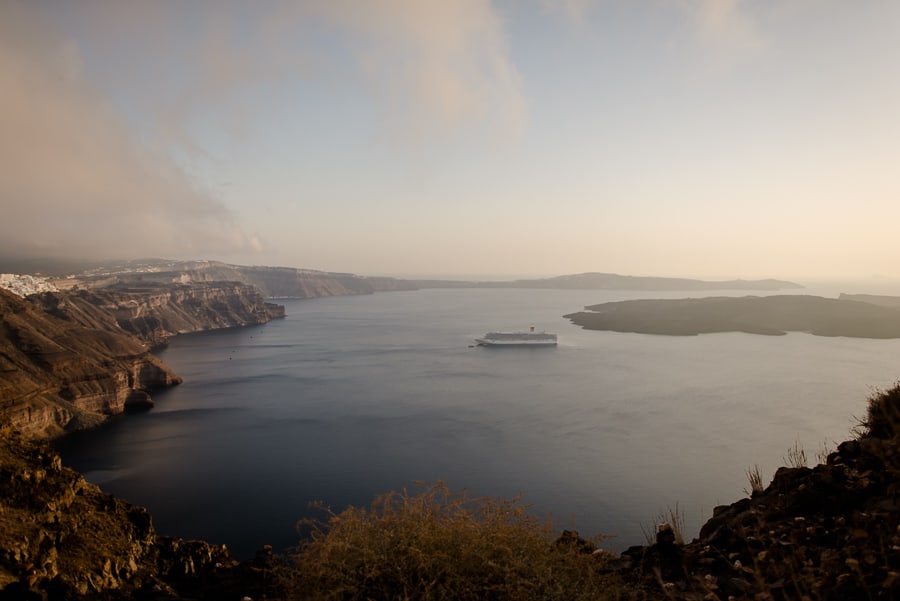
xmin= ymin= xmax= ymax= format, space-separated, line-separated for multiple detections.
xmin=0 ymin=273 xmax=58 ymax=297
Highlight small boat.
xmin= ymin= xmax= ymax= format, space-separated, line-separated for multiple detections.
xmin=476 ymin=326 xmax=557 ymax=347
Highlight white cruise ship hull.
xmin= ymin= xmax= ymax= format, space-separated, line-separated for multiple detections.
xmin=475 ymin=331 xmax=558 ymax=346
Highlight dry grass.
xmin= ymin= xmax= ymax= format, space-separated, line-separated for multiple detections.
xmin=814 ymin=439 xmax=833 ymax=465
xmin=641 ymin=504 xmax=685 ymax=546
xmin=783 ymin=440 xmax=808 ymax=469
xmin=290 ymin=481 xmax=627 ymax=601
xmin=744 ymin=464 xmax=764 ymax=496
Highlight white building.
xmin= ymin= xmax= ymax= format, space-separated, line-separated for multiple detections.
xmin=0 ymin=274 xmax=59 ymax=297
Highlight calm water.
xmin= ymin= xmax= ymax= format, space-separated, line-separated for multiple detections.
xmin=55 ymin=287 xmax=900 ymax=558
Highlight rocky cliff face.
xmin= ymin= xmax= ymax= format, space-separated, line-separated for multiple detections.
xmin=33 ymin=281 xmax=285 ymax=348
xmin=1 ymin=281 xmax=285 ymax=436
xmin=0 ymin=279 xmax=293 ymax=597
xmin=0 ymin=288 xmax=181 ymax=438
xmin=64 ymin=260 xmax=419 ymax=299
xmin=177 ymin=265 xmax=390 ymax=298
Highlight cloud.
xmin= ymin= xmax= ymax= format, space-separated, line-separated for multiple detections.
xmin=679 ymin=0 xmax=765 ymax=66
xmin=1 ymin=0 xmax=530 ymax=264
xmin=1 ymin=0 xmax=531 ymax=265
xmin=56 ymin=0 xmax=527 ymax=151
xmin=0 ymin=1 xmax=259 ymax=262
xmin=539 ymin=0 xmax=595 ymax=25
xmin=309 ymin=0 xmax=527 ymax=144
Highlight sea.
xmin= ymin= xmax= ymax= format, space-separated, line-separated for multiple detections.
xmin=53 ymin=285 xmax=900 ymax=558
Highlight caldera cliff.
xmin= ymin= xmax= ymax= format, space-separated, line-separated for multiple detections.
xmin=32 ymin=280 xmax=285 ymax=348
xmin=0 ymin=281 xmax=284 ymax=437
xmin=58 ymin=259 xmax=417 ymax=299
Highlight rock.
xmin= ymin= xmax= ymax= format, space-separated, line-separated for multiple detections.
xmin=32 ymin=280 xmax=285 ymax=349
xmin=123 ymin=389 xmax=154 ymax=410
xmin=552 ymin=529 xmax=596 ymax=554
xmin=0 ymin=280 xmax=286 ymax=436
xmin=0 ymin=288 xmax=181 ymax=437
xmin=618 ymin=387 xmax=900 ymax=599
xmin=0 ymin=433 xmax=290 ymax=600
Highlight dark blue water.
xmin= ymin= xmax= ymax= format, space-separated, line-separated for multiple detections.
xmin=54 ymin=288 xmax=900 ymax=558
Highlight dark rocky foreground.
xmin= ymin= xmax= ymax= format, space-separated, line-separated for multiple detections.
xmin=609 ymin=387 xmax=900 ymax=600
xmin=0 ymin=429 xmax=289 ymax=600
xmin=566 ymin=294 xmax=900 ymax=338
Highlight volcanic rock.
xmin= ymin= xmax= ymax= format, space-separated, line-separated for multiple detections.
xmin=0 ymin=288 xmax=181 ymax=437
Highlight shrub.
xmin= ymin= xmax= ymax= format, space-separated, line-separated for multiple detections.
xmin=291 ymin=482 xmax=624 ymax=601
xmin=856 ymin=383 xmax=900 ymax=439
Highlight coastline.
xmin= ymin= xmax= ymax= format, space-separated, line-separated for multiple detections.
xmin=565 ymin=294 xmax=900 ymax=338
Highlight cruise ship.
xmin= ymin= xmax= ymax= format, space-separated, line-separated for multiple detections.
xmin=475 ymin=326 xmax=558 ymax=347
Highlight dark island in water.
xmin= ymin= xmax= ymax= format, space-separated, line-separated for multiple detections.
xmin=565 ymin=294 xmax=900 ymax=338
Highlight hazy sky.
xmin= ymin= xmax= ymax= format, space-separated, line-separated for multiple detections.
xmin=2 ymin=1 xmax=898 ymax=279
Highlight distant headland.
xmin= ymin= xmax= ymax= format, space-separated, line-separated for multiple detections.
xmin=405 ymin=272 xmax=803 ymax=291
xmin=565 ymin=294 xmax=900 ymax=338
xmin=1 ymin=258 xmax=804 ymax=298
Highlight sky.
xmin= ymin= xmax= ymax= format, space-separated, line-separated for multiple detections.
xmin=1 ymin=1 xmax=899 ymax=280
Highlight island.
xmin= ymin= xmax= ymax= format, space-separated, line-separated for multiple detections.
xmin=565 ymin=294 xmax=900 ymax=338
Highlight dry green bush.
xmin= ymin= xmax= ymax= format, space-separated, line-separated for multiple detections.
xmin=290 ymin=482 xmax=626 ymax=601
xmin=855 ymin=383 xmax=900 ymax=439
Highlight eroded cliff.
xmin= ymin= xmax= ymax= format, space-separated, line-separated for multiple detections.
xmin=33 ymin=281 xmax=285 ymax=348
xmin=0 ymin=288 xmax=181 ymax=437
xmin=61 ymin=260 xmax=418 ymax=299
xmin=0 ymin=281 xmax=285 ymax=436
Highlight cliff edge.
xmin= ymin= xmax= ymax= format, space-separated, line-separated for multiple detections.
xmin=618 ymin=385 xmax=900 ymax=600
xmin=0 ymin=428 xmax=286 ymax=600
xmin=0 ymin=288 xmax=181 ymax=438
xmin=32 ymin=281 xmax=285 ymax=348
xmin=55 ymin=260 xmax=417 ymax=299
xmin=0 ymin=281 xmax=285 ymax=436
